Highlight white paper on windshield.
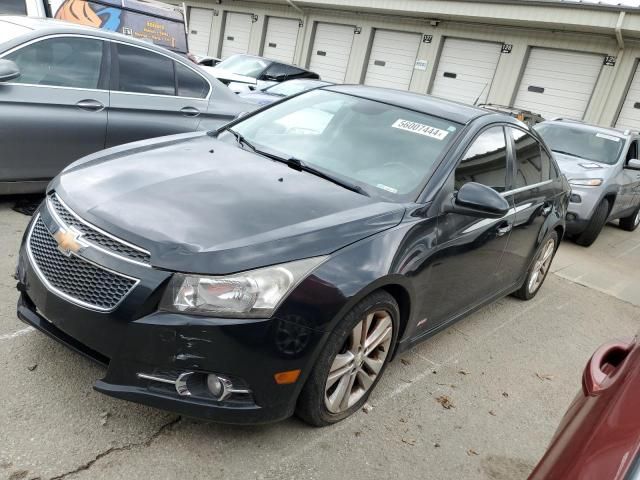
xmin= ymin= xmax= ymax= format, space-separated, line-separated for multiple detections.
xmin=392 ymin=119 xmax=449 ymax=140
xmin=377 ymin=184 xmax=398 ymax=194
xmin=596 ymin=133 xmax=621 ymax=142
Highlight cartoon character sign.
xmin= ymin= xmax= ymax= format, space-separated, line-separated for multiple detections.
xmin=53 ymin=0 xmax=121 ymax=30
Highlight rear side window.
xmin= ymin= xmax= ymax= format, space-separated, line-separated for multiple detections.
xmin=455 ymin=126 xmax=509 ymax=192
xmin=5 ymin=37 xmax=103 ymax=89
xmin=511 ymin=128 xmax=551 ymax=188
xmin=176 ymin=63 xmax=208 ymax=98
xmin=116 ymin=44 xmax=175 ymax=96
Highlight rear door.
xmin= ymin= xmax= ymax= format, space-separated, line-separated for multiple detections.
xmin=620 ymin=139 xmax=640 ymax=213
xmin=106 ymin=42 xmax=210 ymax=148
xmin=0 ymin=35 xmax=108 ymax=182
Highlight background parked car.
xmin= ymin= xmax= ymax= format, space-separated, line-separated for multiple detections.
xmin=0 ymin=15 xmax=254 ymax=195
xmin=239 ymin=79 xmax=333 ymax=105
xmin=529 ymin=332 xmax=640 ymax=479
xmin=194 ymin=54 xmax=221 ymax=67
xmin=202 ymin=53 xmax=320 ymax=94
xmin=479 ymin=104 xmax=545 ymax=127
xmin=535 ymin=119 xmax=640 ymax=246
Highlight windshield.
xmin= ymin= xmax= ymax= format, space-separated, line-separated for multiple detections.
xmin=230 ymin=89 xmax=461 ymax=201
xmin=215 ymin=55 xmax=269 ymax=78
xmin=0 ymin=21 xmax=29 ymax=43
xmin=535 ymin=123 xmax=624 ymax=165
xmin=266 ymin=80 xmax=325 ymax=97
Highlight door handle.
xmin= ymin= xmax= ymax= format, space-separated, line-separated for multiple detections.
xmin=583 ymin=339 xmax=634 ymax=395
xmin=180 ymin=106 xmax=201 ymax=117
xmin=75 ymin=99 xmax=104 ymax=112
xmin=542 ymin=202 xmax=553 ymax=216
xmin=496 ymin=223 xmax=513 ymax=236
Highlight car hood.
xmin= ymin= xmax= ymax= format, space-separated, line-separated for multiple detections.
xmin=204 ymin=66 xmax=258 ymax=85
xmin=553 ymin=152 xmax=614 ymax=180
xmin=51 ymin=133 xmax=406 ymax=275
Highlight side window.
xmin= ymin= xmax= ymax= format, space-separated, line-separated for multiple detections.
xmin=626 ymin=140 xmax=638 ymax=162
xmin=455 ymin=126 xmax=509 ymax=192
xmin=542 ymin=148 xmax=559 ymax=179
xmin=5 ymin=37 xmax=103 ymax=89
xmin=115 ymin=44 xmax=175 ymax=96
xmin=176 ymin=63 xmax=209 ymax=98
xmin=512 ymin=128 xmax=550 ymax=188
xmin=263 ymin=63 xmax=299 ymax=80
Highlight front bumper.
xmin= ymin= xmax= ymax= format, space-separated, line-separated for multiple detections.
xmin=565 ymin=187 xmax=600 ymax=235
xmin=16 ymin=212 xmax=326 ymax=424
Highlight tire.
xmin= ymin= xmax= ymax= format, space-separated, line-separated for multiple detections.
xmin=296 ymin=291 xmax=399 ymax=427
xmin=513 ymin=231 xmax=559 ymax=301
xmin=575 ymin=199 xmax=610 ymax=247
xmin=619 ymin=206 xmax=640 ymax=232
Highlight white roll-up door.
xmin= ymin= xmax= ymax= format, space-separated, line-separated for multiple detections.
xmin=221 ymin=12 xmax=252 ymax=59
xmin=263 ymin=17 xmax=300 ymax=64
xmin=309 ymin=23 xmax=355 ymax=83
xmin=188 ymin=8 xmax=214 ymax=56
xmin=431 ymin=38 xmax=502 ymax=105
xmin=364 ymin=30 xmax=421 ymax=91
xmin=616 ymin=62 xmax=640 ymax=131
xmin=513 ymin=48 xmax=603 ymax=120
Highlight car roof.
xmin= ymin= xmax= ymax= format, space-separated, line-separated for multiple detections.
xmin=225 ymin=53 xmax=318 ymax=75
xmin=0 ymin=15 xmax=183 ymax=57
xmin=322 ymin=85 xmax=489 ymax=125
xmin=539 ymin=119 xmax=634 ymax=138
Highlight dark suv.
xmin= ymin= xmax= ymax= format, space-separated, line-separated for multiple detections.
xmin=16 ymin=86 xmax=570 ymax=426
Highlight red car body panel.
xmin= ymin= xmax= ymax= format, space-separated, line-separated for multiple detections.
xmin=529 ymin=334 xmax=640 ymax=480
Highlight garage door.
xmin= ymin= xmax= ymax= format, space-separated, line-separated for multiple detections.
xmin=309 ymin=23 xmax=355 ymax=83
xmin=431 ymin=38 xmax=502 ymax=105
xmin=513 ymin=48 xmax=603 ymax=120
xmin=263 ymin=17 xmax=300 ymax=64
xmin=221 ymin=12 xmax=252 ymax=59
xmin=364 ymin=30 xmax=421 ymax=91
xmin=188 ymin=8 xmax=214 ymax=56
xmin=615 ymin=62 xmax=640 ymax=131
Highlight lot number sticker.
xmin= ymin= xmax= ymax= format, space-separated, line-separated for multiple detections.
xmin=392 ymin=119 xmax=449 ymax=140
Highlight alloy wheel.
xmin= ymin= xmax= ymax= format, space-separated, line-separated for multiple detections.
xmin=324 ymin=310 xmax=393 ymax=414
xmin=635 ymin=210 xmax=640 ymax=227
xmin=528 ymin=238 xmax=556 ymax=294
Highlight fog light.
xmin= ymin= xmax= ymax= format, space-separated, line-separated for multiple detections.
xmin=570 ymin=194 xmax=582 ymax=203
xmin=566 ymin=213 xmax=577 ymax=221
xmin=207 ymin=374 xmax=224 ymax=398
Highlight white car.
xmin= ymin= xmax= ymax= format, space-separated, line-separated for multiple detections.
xmin=202 ymin=54 xmax=320 ymax=94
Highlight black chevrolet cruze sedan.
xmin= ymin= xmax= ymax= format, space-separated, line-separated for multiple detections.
xmin=16 ymin=85 xmax=570 ymax=426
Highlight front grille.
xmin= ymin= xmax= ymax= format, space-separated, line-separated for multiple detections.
xmin=28 ymin=217 xmax=137 ymax=311
xmin=48 ymin=194 xmax=151 ymax=265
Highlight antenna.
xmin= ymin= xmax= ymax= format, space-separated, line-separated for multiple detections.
xmin=473 ymin=83 xmax=488 ymax=106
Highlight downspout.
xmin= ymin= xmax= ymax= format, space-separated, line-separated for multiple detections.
xmin=616 ymin=11 xmax=626 ymax=50
xmin=287 ymin=0 xmax=304 ymax=14
xmin=602 ymin=11 xmax=625 ymax=126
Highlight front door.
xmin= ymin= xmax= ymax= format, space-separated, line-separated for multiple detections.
xmin=422 ymin=125 xmax=515 ymax=328
xmin=0 ymin=35 xmax=108 ymax=182
xmin=106 ymin=42 xmax=209 ymax=148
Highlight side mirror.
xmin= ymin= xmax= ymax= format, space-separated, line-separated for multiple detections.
xmin=0 ymin=59 xmax=20 ymax=83
xmin=626 ymin=159 xmax=640 ymax=170
xmin=445 ymin=182 xmax=510 ymax=219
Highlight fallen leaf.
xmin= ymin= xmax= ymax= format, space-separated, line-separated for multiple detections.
xmin=27 ymin=364 xmax=37 ymax=372
xmin=436 ymin=395 xmax=454 ymax=409
xmin=467 ymin=449 xmax=479 ymax=456
xmin=458 ymin=369 xmax=469 ymax=375
xmin=489 ymin=410 xmax=497 ymax=416
xmin=434 ymin=442 xmax=441 ymax=448
xmin=354 ymin=431 xmax=362 ymax=437
xmin=535 ymin=372 xmax=554 ymax=381
xmin=399 ymin=417 xmax=407 ymax=423
xmin=399 ymin=378 xmax=412 ymax=384
xmin=401 ymin=438 xmax=416 ymax=446
xmin=400 ymin=358 xmax=411 ymax=366
xmin=362 ymin=403 xmax=373 ymax=414
xmin=502 ymin=392 xmax=509 ymax=398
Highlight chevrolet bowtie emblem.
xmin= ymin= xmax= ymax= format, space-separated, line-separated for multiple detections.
xmin=53 ymin=228 xmax=86 ymax=256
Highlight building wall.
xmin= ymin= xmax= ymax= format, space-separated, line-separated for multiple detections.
xmin=181 ymin=0 xmax=640 ymax=128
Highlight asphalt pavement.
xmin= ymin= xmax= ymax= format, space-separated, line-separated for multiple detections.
xmin=0 ymin=197 xmax=637 ymax=480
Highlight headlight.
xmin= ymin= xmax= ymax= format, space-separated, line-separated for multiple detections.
xmin=569 ymin=178 xmax=603 ymax=187
xmin=159 ymin=256 xmax=327 ymax=318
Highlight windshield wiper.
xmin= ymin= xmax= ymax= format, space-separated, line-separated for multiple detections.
xmin=225 ymin=128 xmax=258 ymax=153
xmin=261 ymin=153 xmax=369 ymax=197
xmin=552 ymin=150 xmax=585 ymax=160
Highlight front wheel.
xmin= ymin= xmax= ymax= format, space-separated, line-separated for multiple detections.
xmin=513 ymin=231 xmax=558 ymax=301
xmin=575 ymin=199 xmax=609 ymax=247
xmin=619 ymin=206 xmax=640 ymax=232
xmin=296 ymin=291 xmax=399 ymax=427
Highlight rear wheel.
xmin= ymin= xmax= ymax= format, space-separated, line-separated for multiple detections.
xmin=619 ymin=206 xmax=640 ymax=232
xmin=575 ymin=199 xmax=610 ymax=247
xmin=513 ymin=231 xmax=558 ymax=301
xmin=296 ymin=291 xmax=399 ymax=427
